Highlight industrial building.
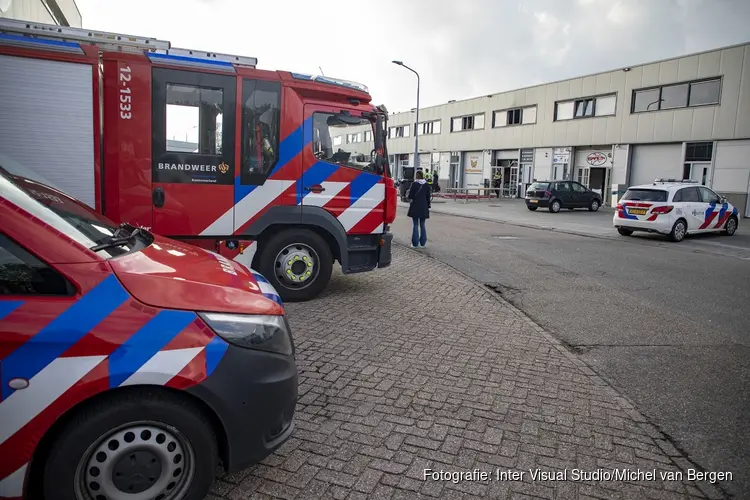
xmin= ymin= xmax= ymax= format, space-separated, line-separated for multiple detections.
xmin=376 ymin=42 xmax=750 ymax=215
xmin=0 ymin=0 xmax=81 ymax=27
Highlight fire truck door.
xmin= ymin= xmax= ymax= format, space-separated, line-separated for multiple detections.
xmin=151 ymin=68 xmax=236 ymax=236
xmin=301 ymin=106 xmax=385 ymax=235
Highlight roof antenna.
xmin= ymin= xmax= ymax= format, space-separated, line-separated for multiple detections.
xmin=319 ymin=66 xmax=325 ymax=76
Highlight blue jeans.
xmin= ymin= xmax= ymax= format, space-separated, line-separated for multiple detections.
xmin=411 ymin=217 xmax=427 ymax=247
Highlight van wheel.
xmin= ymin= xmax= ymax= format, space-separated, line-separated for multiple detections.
xmin=723 ymin=216 xmax=738 ymax=236
xmin=669 ymin=219 xmax=687 ymax=242
xmin=617 ymin=228 xmax=633 ymax=236
xmin=258 ymin=228 xmax=333 ymax=302
xmin=42 ymin=390 xmax=217 ymax=500
xmin=549 ymin=200 xmax=561 ymax=213
xmin=589 ymin=199 xmax=600 ymax=212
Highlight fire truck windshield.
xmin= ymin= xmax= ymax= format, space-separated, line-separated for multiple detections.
xmin=0 ymin=162 xmax=151 ymax=258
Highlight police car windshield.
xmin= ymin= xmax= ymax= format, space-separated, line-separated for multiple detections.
xmin=621 ymin=189 xmax=668 ymax=202
xmin=0 ymin=165 xmax=146 ymax=258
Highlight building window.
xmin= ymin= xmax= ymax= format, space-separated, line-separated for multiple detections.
xmin=333 ymin=136 xmax=342 ymax=146
xmin=685 ymin=142 xmax=713 ymax=162
xmin=419 ymin=120 xmax=442 ymax=135
xmin=364 ymin=130 xmax=372 ymax=142
xmin=575 ymin=99 xmax=594 ymax=117
xmin=492 ymin=106 xmax=537 ymax=127
xmin=555 ymin=94 xmax=616 ymax=121
xmin=451 ymin=113 xmax=485 ymax=132
xmin=632 ymin=78 xmax=721 ymax=113
xmin=388 ymin=125 xmax=410 ymax=138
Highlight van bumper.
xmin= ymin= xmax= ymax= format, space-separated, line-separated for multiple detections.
xmin=186 ymin=343 xmax=297 ymax=472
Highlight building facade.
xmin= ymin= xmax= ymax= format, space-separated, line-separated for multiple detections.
xmin=0 ymin=0 xmax=81 ymax=27
xmin=378 ymin=42 xmax=750 ymax=215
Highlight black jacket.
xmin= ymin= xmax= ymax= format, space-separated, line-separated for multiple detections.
xmin=407 ymin=180 xmax=431 ymax=219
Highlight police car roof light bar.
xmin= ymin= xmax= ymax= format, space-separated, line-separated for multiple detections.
xmin=653 ymin=178 xmax=699 ymax=184
xmin=0 ymin=18 xmax=170 ymax=52
xmin=161 ymin=47 xmax=257 ymax=68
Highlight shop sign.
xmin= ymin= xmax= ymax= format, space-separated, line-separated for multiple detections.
xmin=520 ymin=149 xmax=534 ymax=163
xmin=586 ymin=152 xmax=609 ymax=166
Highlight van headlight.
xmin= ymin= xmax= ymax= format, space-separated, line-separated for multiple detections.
xmin=198 ymin=313 xmax=293 ymax=356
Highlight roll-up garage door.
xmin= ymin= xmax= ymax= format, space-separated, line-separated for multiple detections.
xmin=630 ymin=144 xmax=682 ymax=186
xmin=0 ymin=55 xmax=95 ymax=207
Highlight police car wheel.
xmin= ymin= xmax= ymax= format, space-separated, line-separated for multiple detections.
xmin=724 ymin=216 xmax=738 ymax=236
xmin=42 ymin=389 xmax=217 ymax=500
xmin=617 ymin=228 xmax=634 ymax=236
xmin=669 ymin=219 xmax=687 ymax=242
xmin=258 ymin=228 xmax=333 ymax=302
xmin=549 ymin=200 xmax=561 ymax=213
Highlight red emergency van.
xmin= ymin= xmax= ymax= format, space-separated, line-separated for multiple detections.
xmin=0 ymin=157 xmax=298 ymax=500
xmin=0 ymin=19 xmax=397 ymax=302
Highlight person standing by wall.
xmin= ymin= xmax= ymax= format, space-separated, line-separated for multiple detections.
xmin=407 ymin=170 xmax=431 ymax=248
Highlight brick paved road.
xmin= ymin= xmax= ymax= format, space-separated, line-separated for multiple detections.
xmin=208 ymin=247 xmax=724 ymax=500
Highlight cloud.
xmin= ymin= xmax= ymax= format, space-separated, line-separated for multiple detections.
xmin=75 ymin=0 xmax=750 ymax=113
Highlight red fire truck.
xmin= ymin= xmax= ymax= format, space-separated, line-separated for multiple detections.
xmin=0 ymin=19 xmax=396 ymax=302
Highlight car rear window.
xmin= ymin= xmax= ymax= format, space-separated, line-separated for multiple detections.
xmin=529 ymin=182 xmax=549 ymax=191
xmin=621 ymin=189 xmax=668 ymax=202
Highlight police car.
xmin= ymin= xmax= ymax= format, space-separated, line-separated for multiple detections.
xmin=613 ymin=179 xmax=740 ymax=242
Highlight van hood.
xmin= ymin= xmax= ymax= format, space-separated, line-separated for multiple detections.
xmin=108 ymin=235 xmax=284 ymax=316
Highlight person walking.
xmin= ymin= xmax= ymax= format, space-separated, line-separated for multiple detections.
xmin=407 ymin=170 xmax=431 ymax=248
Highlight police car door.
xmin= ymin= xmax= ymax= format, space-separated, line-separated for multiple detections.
xmin=151 ymin=68 xmax=237 ymax=237
xmin=680 ymin=186 xmax=704 ymax=230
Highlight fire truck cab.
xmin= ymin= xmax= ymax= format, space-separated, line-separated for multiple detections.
xmin=0 ymin=19 xmax=396 ymax=302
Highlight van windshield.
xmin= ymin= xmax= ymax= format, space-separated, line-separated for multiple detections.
xmin=0 ymin=164 xmax=150 ymax=258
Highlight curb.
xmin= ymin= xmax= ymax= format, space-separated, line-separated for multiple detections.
xmin=393 ymin=241 xmax=730 ymax=499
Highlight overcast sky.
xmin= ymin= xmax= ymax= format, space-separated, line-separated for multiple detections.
xmin=77 ymin=0 xmax=750 ymax=113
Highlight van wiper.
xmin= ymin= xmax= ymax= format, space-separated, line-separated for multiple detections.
xmin=90 ymin=226 xmax=144 ymax=252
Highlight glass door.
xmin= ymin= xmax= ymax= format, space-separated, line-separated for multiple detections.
xmin=509 ymin=166 xmax=519 ymax=197
xmin=685 ymin=162 xmax=711 ymax=186
xmin=577 ymin=166 xmax=590 ymax=188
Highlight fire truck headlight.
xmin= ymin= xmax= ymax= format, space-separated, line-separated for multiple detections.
xmin=198 ymin=313 xmax=293 ymax=356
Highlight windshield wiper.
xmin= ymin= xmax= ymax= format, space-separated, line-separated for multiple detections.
xmin=90 ymin=226 xmax=145 ymax=252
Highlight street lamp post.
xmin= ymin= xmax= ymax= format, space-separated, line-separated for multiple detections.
xmin=392 ymin=60 xmax=420 ymax=181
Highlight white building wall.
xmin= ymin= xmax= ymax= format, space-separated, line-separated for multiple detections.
xmin=0 ymin=0 xmax=82 ymax=27
xmin=385 ymin=43 xmax=750 ymax=155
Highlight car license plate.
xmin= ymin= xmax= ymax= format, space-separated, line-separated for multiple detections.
xmin=530 ymin=199 xmax=538 ymax=204
xmin=629 ymin=208 xmax=647 ymax=215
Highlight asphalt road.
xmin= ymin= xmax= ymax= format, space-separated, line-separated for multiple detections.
xmin=392 ymin=206 xmax=750 ymax=498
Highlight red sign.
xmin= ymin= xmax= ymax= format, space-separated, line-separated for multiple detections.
xmin=587 ymin=152 xmax=607 ymax=166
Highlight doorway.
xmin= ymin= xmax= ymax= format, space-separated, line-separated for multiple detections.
xmin=589 ymin=167 xmax=607 ymax=198
xmin=683 ymin=162 xmax=711 ymax=186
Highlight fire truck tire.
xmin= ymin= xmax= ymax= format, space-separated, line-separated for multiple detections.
xmin=258 ymin=228 xmax=333 ymax=302
xmin=41 ymin=389 xmax=217 ymax=500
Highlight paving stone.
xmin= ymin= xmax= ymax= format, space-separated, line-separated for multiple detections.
xmin=209 ymin=247 xmax=707 ymax=499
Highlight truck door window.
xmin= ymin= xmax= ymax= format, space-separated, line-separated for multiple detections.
xmin=165 ymin=84 xmax=224 ymax=155
xmin=312 ymin=112 xmax=376 ymax=171
xmin=240 ymin=79 xmax=281 ymax=184
xmin=0 ymin=234 xmax=72 ymax=296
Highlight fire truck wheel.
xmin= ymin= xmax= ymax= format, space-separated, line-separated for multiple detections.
xmin=258 ymin=228 xmax=333 ymax=302
xmin=42 ymin=389 xmax=217 ymax=500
